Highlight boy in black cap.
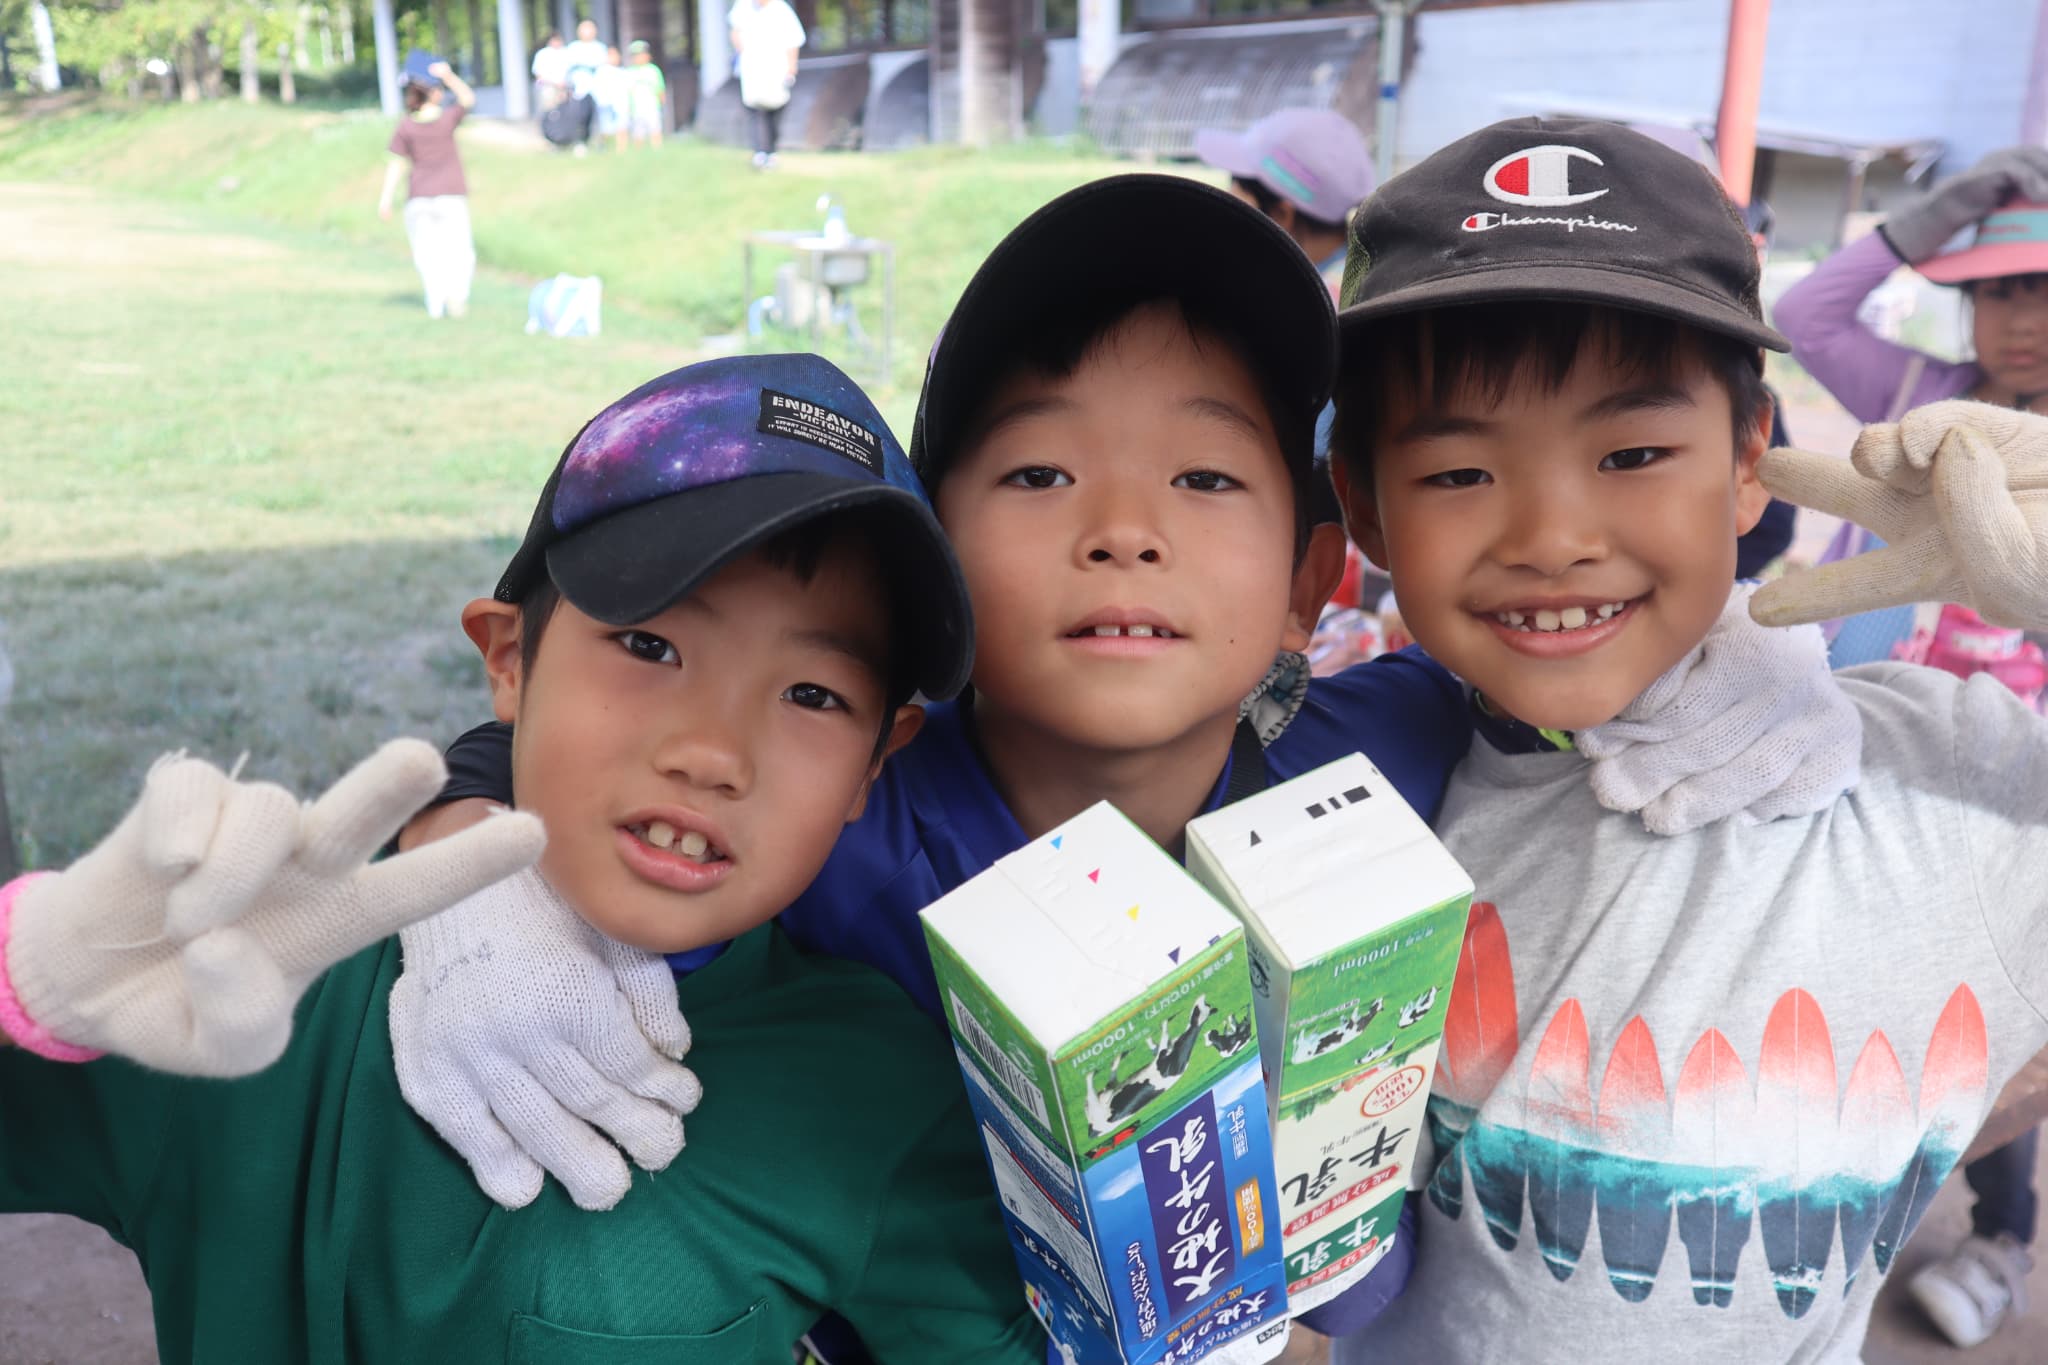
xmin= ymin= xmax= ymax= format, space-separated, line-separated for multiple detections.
xmin=394 ymin=175 xmax=1471 ymax=1339
xmin=0 ymin=353 xmax=1042 ymax=1364
xmin=1323 ymin=117 xmax=2048 ymax=1363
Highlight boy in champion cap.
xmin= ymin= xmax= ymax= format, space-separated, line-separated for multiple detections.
xmin=0 ymin=353 xmax=1042 ymax=1364
xmin=1323 ymin=117 xmax=2048 ymax=1363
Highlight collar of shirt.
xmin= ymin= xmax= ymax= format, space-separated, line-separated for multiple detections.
xmin=909 ymin=692 xmax=1240 ymax=868
xmin=1471 ymin=691 xmax=1575 ymax=755
xmin=665 ymin=939 xmax=730 ymax=976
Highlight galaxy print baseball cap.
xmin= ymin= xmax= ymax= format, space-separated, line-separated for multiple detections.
xmin=496 ymin=353 xmax=974 ymax=700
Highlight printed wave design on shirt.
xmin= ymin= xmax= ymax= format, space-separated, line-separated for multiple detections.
xmin=1422 ymin=902 xmax=1989 ymax=1317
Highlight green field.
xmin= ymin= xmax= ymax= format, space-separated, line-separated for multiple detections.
xmin=0 ymin=99 xmax=1137 ymax=867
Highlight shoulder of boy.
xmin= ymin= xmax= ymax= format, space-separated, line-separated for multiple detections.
xmin=1831 ymin=660 xmax=2037 ymax=785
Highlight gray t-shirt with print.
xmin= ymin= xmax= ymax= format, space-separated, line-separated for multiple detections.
xmin=1333 ymin=664 xmax=2048 ymax=1365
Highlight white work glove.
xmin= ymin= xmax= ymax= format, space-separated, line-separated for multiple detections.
xmin=1751 ymin=401 xmax=2048 ymax=633
xmin=0 ymin=740 xmax=543 ymax=1075
xmin=1881 ymin=146 xmax=2048 ymax=263
xmin=1580 ymin=584 xmax=1863 ymax=836
xmin=389 ymin=864 xmax=703 ymax=1212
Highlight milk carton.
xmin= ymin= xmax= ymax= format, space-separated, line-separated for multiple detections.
xmin=922 ymin=802 xmax=1292 ymax=1365
xmin=1185 ymin=754 xmax=1472 ymax=1313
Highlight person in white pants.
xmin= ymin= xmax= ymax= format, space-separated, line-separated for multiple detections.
xmin=379 ymin=62 xmax=478 ymax=319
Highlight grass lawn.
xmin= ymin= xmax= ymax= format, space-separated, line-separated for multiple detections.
xmin=0 ymin=99 xmax=1136 ymax=868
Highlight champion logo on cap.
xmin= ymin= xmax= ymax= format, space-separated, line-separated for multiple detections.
xmin=1483 ymin=145 xmax=1609 ymax=208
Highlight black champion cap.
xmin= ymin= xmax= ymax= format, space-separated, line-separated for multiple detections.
xmin=1338 ymin=117 xmax=1789 ymax=352
xmin=908 ymin=173 xmax=1339 ymax=483
xmin=496 ymin=353 xmax=974 ymax=701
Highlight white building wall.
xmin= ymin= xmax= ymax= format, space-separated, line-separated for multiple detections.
xmin=1399 ymin=0 xmax=2036 ymax=184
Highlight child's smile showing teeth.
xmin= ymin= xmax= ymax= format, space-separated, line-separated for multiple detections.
xmin=1478 ymin=595 xmax=1645 ymax=658
xmin=632 ymin=820 xmax=723 ymax=863
xmin=1062 ymin=609 xmax=1185 ymax=654
xmin=616 ymin=811 xmax=736 ymax=894
xmin=1069 ymin=624 xmax=1178 ymax=639
xmin=1492 ymin=599 xmax=1633 ymax=633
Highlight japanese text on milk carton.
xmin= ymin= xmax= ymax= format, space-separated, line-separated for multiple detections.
xmin=1186 ymin=754 xmax=1473 ymax=1313
xmin=922 ymin=802 xmax=1292 ymax=1365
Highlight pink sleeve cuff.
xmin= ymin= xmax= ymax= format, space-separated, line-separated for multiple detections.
xmin=0 ymin=872 xmax=105 ymax=1063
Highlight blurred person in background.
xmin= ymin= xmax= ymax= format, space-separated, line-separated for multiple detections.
xmin=530 ymin=31 xmax=569 ymax=115
xmin=378 ymin=61 xmax=476 ymax=321
xmin=562 ymin=19 xmax=608 ymax=155
xmin=592 ymin=45 xmax=632 ymax=153
xmin=731 ymin=0 xmax=805 ymax=169
xmin=626 ymin=40 xmax=668 ymax=150
xmin=1775 ymin=142 xmax=2048 ymax=1352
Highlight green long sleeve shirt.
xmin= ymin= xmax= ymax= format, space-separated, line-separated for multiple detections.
xmin=0 ymin=924 xmax=1042 ymax=1364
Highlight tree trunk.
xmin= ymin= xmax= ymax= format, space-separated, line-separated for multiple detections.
xmin=340 ymin=4 xmax=356 ymax=62
xmin=280 ymin=41 xmax=298 ymax=100
xmin=433 ymin=0 xmax=455 ymax=59
xmin=241 ymin=24 xmax=260 ymax=99
xmin=178 ymin=34 xmax=202 ymax=101
xmin=200 ymin=26 xmax=226 ymax=97
xmin=295 ymin=7 xmax=311 ymax=67
xmin=466 ymin=0 xmax=487 ymax=76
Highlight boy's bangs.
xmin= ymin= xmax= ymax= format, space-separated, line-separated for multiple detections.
xmin=1332 ymin=303 xmax=1769 ymax=474
xmin=1380 ymin=305 xmax=1706 ymax=417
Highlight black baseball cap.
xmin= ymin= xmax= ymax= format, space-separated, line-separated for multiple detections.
xmin=1338 ymin=117 xmax=1788 ymax=352
xmin=908 ymin=173 xmax=1338 ymax=483
xmin=496 ymin=354 xmax=974 ymax=700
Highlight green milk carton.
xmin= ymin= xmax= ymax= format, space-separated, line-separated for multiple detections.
xmin=1185 ymin=753 xmax=1472 ymax=1313
xmin=921 ymin=801 xmax=1293 ymax=1365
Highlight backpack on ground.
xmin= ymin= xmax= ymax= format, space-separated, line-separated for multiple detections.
xmin=526 ymin=274 xmax=603 ymax=338
xmin=540 ymin=93 xmax=594 ymax=147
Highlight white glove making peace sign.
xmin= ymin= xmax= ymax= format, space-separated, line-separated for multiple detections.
xmin=1750 ymin=400 xmax=2048 ymax=633
xmin=0 ymin=740 xmax=543 ymax=1076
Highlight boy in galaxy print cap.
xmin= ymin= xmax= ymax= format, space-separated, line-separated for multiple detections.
xmin=0 ymin=354 xmax=1044 ymax=1364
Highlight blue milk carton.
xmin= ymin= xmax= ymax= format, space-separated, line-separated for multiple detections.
xmin=921 ymin=802 xmax=1292 ymax=1364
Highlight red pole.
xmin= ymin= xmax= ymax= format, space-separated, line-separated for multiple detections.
xmin=1715 ymin=0 xmax=1771 ymax=207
